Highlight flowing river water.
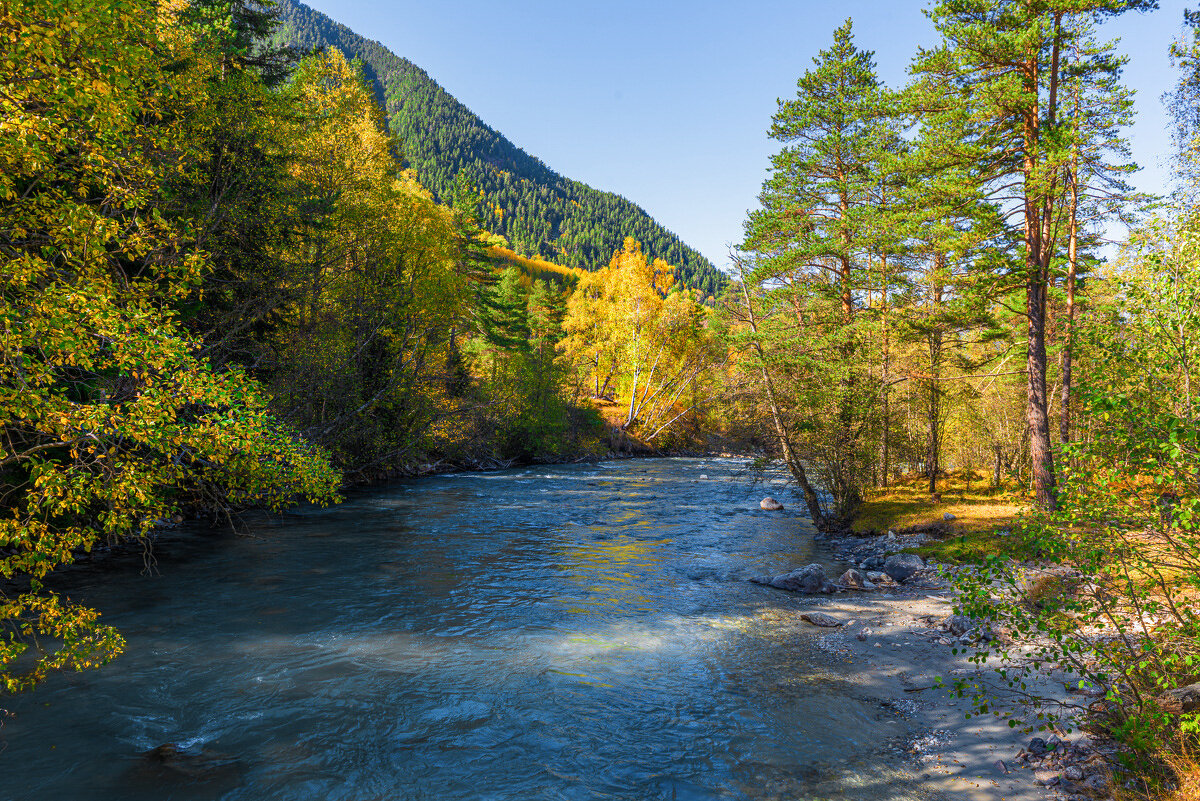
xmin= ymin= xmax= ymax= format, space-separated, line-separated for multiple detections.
xmin=1 ymin=458 xmax=937 ymax=800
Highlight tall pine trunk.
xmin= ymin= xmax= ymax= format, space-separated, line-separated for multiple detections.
xmin=927 ymin=253 xmax=945 ymax=497
xmin=880 ymin=252 xmax=891 ymax=488
xmin=1060 ymin=79 xmax=1080 ymax=447
xmin=1022 ymin=16 xmax=1060 ymax=512
xmin=736 ymin=272 xmax=829 ymax=529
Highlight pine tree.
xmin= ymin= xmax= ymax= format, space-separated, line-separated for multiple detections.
xmin=741 ymin=19 xmax=903 ymax=527
xmin=910 ymin=0 xmax=1151 ymax=510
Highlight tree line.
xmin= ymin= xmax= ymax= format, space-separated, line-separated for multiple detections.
xmin=727 ymin=1 xmax=1200 ymax=778
xmin=729 ymin=3 xmax=1154 ymax=531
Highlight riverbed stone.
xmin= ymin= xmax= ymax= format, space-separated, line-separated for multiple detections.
xmin=883 ymin=553 xmax=925 ymax=583
xmin=800 ymin=611 xmax=842 ymax=627
xmin=1160 ymin=682 xmax=1200 ymax=713
xmin=838 ymin=568 xmax=874 ymax=590
xmin=760 ymin=497 xmax=784 ymax=511
xmin=944 ymin=614 xmax=992 ymax=639
xmin=750 ymin=563 xmax=835 ymax=594
xmin=1034 ymin=769 xmax=1061 ymax=786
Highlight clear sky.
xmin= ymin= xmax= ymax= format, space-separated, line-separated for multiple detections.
xmin=302 ymin=0 xmax=1193 ymax=272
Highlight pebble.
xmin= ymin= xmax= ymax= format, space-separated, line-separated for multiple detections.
xmin=856 ymin=627 xmax=871 ymax=641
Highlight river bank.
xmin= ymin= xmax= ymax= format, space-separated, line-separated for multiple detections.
xmin=780 ymin=525 xmax=1117 ymax=801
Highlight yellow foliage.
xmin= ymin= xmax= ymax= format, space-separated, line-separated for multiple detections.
xmin=561 ymin=239 xmax=714 ymax=438
xmin=0 ymin=0 xmax=340 ymax=691
xmin=488 ymin=244 xmax=582 ymax=282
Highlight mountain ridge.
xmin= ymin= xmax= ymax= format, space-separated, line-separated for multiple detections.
xmin=272 ymin=0 xmax=725 ymax=295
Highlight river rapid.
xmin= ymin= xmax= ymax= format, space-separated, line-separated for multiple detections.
xmin=2 ymin=458 xmax=929 ymax=800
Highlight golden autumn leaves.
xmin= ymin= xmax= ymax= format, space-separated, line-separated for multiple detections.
xmin=0 ymin=0 xmax=344 ymax=691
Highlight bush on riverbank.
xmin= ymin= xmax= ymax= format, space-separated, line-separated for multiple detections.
xmin=947 ymin=239 xmax=1200 ymax=784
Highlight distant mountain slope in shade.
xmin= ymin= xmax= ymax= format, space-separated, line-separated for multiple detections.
xmin=272 ymin=0 xmax=726 ymax=295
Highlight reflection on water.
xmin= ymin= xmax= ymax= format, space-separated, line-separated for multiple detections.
xmin=1 ymin=458 xmax=918 ymax=800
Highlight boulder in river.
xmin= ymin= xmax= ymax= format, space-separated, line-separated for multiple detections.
xmin=800 ymin=611 xmax=842 ymax=628
xmin=760 ymin=497 xmax=784 ymax=511
xmin=883 ymin=553 xmax=925 ymax=583
xmin=139 ymin=743 xmax=243 ymax=781
xmin=750 ymin=563 xmax=835 ymax=594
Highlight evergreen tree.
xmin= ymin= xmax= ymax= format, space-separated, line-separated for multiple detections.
xmin=910 ymin=0 xmax=1152 ymax=510
xmin=740 ymin=19 xmax=903 ymax=528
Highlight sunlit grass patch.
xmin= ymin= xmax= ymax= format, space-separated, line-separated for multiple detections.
xmin=853 ymin=470 xmax=1024 ymax=532
xmin=851 ymin=471 xmax=1028 ymax=563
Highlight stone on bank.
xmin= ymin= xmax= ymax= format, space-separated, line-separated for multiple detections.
xmin=750 ymin=563 xmax=836 ymax=594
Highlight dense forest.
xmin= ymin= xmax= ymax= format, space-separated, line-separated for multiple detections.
xmin=9 ymin=0 xmax=1200 ymax=796
xmin=0 ymin=0 xmax=719 ymax=692
xmin=270 ymin=0 xmax=726 ymax=296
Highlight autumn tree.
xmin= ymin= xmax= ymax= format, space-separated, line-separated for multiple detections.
xmin=562 ymin=239 xmax=715 ymax=442
xmin=0 ymin=0 xmax=339 ymax=691
xmin=267 ymin=48 xmax=466 ymax=475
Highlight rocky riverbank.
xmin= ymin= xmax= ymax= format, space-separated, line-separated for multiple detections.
xmin=759 ymin=524 xmax=1118 ymax=801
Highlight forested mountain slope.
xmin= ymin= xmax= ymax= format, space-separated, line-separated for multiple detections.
xmin=273 ymin=0 xmax=725 ymax=295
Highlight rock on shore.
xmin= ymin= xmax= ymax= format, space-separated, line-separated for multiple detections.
xmin=750 ymin=563 xmax=836 ymax=594
xmin=883 ymin=553 xmax=925 ymax=583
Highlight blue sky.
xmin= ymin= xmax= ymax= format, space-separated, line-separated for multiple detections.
xmin=303 ymin=0 xmax=1193 ymax=272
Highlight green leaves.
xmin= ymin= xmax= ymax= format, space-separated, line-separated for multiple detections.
xmin=0 ymin=0 xmax=340 ymax=692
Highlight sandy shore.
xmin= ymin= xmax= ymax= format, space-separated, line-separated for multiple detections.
xmin=805 ymin=586 xmax=1051 ymax=801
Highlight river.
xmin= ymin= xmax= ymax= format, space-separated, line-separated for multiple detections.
xmin=1 ymin=458 xmax=930 ymax=800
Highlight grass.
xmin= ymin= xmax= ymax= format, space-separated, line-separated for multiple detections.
xmin=852 ymin=470 xmax=1029 ymax=564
